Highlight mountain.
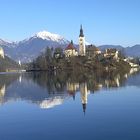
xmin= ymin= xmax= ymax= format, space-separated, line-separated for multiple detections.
xmin=0 ymin=31 xmax=70 ymax=63
xmin=0 ymin=56 xmax=19 ymax=72
xmin=13 ymin=31 xmax=70 ymax=62
xmin=98 ymin=44 xmax=140 ymax=57
xmin=0 ymin=39 xmax=14 ymax=47
xmin=0 ymin=31 xmax=140 ymax=63
xmin=125 ymin=45 xmax=140 ymax=57
xmin=98 ymin=45 xmax=124 ymax=51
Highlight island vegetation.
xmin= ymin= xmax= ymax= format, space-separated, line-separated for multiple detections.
xmin=27 ymin=46 xmax=132 ymax=74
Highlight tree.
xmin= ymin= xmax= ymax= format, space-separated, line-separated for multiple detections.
xmin=118 ymin=49 xmax=126 ymax=59
xmin=45 ymin=47 xmax=53 ymax=64
xmin=54 ymin=47 xmax=63 ymax=58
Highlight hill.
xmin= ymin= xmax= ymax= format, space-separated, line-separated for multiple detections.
xmin=0 ymin=31 xmax=69 ymax=63
xmin=0 ymin=56 xmax=20 ymax=72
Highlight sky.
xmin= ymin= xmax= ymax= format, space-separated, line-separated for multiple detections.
xmin=0 ymin=0 xmax=140 ymax=47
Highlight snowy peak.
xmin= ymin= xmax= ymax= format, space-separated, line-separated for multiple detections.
xmin=35 ymin=31 xmax=62 ymax=40
xmin=0 ymin=39 xmax=10 ymax=46
xmin=0 ymin=38 xmax=16 ymax=47
xmin=34 ymin=31 xmax=69 ymax=44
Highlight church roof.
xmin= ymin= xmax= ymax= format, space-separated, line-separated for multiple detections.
xmin=65 ymin=40 xmax=76 ymax=50
xmin=79 ymin=25 xmax=84 ymax=37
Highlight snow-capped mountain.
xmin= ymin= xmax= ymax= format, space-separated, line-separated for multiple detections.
xmin=0 ymin=39 xmax=8 ymax=46
xmin=0 ymin=30 xmax=140 ymax=63
xmin=0 ymin=39 xmax=16 ymax=47
xmin=0 ymin=31 xmax=70 ymax=62
xmin=19 ymin=31 xmax=69 ymax=45
xmin=34 ymin=31 xmax=69 ymax=44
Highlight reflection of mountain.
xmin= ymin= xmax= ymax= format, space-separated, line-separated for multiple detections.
xmin=0 ymin=68 xmax=140 ymax=110
xmin=0 ymin=73 xmax=71 ymax=109
xmin=39 ymin=96 xmax=68 ymax=109
xmin=2 ymin=78 xmax=69 ymax=108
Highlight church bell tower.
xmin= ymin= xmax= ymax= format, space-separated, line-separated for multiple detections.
xmin=79 ymin=25 xmax=86 ymax=56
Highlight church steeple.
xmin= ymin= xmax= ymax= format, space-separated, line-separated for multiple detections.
xmin=79 ymin=25 xmax=84 ymax=37
xmin=79 ymin=25 xmax=86 ymax=56
xmin=70 ymin=40 xmax=73 ymax=45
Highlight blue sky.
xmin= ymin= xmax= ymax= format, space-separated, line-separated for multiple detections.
xmin=0 ymin=0 xmax=140 ymax=47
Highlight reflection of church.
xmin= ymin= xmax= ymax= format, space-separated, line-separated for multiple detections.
xmin=1 ymin=69 xmax=136 ymax=112
xmin=80 ymin=83 xmax=90 ymax=114
xmin=66 ymin=82 xmax=79 ymax=100
xmin=66 ymin=81 xmax=90 ymax=114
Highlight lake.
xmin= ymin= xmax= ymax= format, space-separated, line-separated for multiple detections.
xmin=0 ymin=69 xmax=140 ymax=140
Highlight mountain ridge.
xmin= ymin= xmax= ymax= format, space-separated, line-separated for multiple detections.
xmin=0 ymin=31 xmax=140 ymax=62
xmin=0 ymin=31 xmax=70 ymax=62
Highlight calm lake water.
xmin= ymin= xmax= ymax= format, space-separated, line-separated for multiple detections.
xmin=0 ymin=69 xmax=140 ymax=140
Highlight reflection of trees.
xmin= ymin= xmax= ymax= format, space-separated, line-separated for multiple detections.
xmin=25 ymin=69 xmax=138 ymax=95
xmin=25 ymin=72 xmax=67 ymax=94
xmin=0 ymin=85 xmax=5 ymax=98
xmin=0 ymin=73 xmax=20 ymax=104
xmin=0 ymin=74 xmax=20 ymax=87
xmin=0 ymin=68 xmax=139 ymax=110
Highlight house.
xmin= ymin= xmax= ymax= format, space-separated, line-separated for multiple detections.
xmin=86 ymin=44 xmax=101 ymax=58
xmin=104 ymin=48 xmax=119 ymax=60
xmin=64 ymin=40 xmax=78 ymax=57
xmin=124 ymin=57 xmax=139 ymax=68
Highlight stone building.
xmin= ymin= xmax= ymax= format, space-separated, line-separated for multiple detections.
xmin=86 ymin=44 xmax=101 ymax=58
xmin=104 ymin=48 xmax=119 ymax=60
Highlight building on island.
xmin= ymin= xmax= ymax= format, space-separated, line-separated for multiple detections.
xmin=104 ymin=48 xmax=119 ymax=60
xmin=124 ymin=57 xmax=139 ymax=68
xmin=64 ymin=40 xmax=78 ymax=57
xmin=0 ymin=47 xmax=4 ymax=59
xmin=86 ymin=44 xmax=101 ymax=58
xmin=79 ymin=25 xmax=86 ymax=56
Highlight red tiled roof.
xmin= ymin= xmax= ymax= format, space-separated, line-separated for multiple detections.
xmin=65 ymin=43 xmax=76 ymax=50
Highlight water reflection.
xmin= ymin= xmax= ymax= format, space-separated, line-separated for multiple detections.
xmin=80 ymin=82 xmax=90 ymax=114
xmin=0 ymin=68 xmax=140 ymax=112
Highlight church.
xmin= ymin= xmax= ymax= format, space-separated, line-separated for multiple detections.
xmin=64 ymin=40 xmax=78 ymax=57
xmin=64 ymin=25 xmax=86 ymax=57
xmin=79 ymin=25 xmax=86 ymax=56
